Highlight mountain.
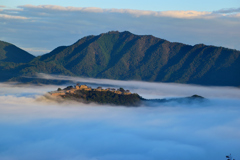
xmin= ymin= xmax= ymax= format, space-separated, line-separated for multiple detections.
xmin=1 ymin=31 xmax=240 ymax=86
xmin=35 ymin=31 xmax=240 ymax=86
xmin=0 ymin=41 xmax=73 ymax=82
xmin=0 ymin=40 xmax=35 ymax=63
xmin=0 ymin=41 xmax=36 ymax=81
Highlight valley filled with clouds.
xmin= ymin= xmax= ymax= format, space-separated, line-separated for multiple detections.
xmin=1 ymin=1 xmax=239 ymax=159
xmin=0 ymin=76 xmax=239 ymax=160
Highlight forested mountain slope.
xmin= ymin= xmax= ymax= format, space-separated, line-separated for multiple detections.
xmin=36 ymin=31 xmax=240 ymax=86
xmin=1 ymin=31 xmax=239 ymax=86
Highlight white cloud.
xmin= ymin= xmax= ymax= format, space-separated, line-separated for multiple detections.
xmin=0 ymin=4 xmax=240 ymax=56
xmin=160 ymin=10 xmax=211 ymax=19
xmin=0 ymin=79 xmax=240 ymax=160
xmin=228 ymin=13 xmax=240 ymax=17
xmin=35 ymin=73 xmax=240 ymax=99
xmin=0 ymin=13 xmax=28 ymax=20
xmin=20 ymin=4 xmax=105 ymax=13
xmin=18 ymin=5 xmax=224 ymax=19
xmin=107 ymin=9 xmax=212 ymax=19
xmin=22 ymin=47 xmax=51 ymax=55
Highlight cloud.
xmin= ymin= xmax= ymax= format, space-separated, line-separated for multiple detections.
xmin=0 ymin=4 xmax=240 ymax=56
xmin=18 ymin=5 xmax=240 ymax=19
xmin=35 ymin=73 xmax=240 ymax=99
xmin=0 ymin=5 xmax=6 ymax=8
xmin=21 ymin=47 xmax=51 ymax=55
xmin=21 ymin=4 xmax=105 ymax=13
xmin=0 ymin=79 xmax=240 ymax=160
xmin=228 ymin=13 xmax=240 ymax=18
xmin=214 ymin=7 xmax=240 ymax=14
xmin=0 ymin=13 xmax=28 ymax=20
xmin=159 ymin=10 xmax=211 ymax=18
xmin=19 ymin=5 xmax=214 ymax=19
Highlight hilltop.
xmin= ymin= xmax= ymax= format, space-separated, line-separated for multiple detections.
xmin=0 ymin=40 xmax=35 ymax=63
xmin=0 ymin=31 xmax=240 ymax=86
xmin=49 ymin=84 xmax=143 ymax=106
xmin=0 ymin=40 xmax=36 ymax=82
xmin=48 ymin=84 xmax=205 ymax=106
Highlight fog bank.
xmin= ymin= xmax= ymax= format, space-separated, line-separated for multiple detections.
xmin=0 ymin=78 xmax=239 ymax=160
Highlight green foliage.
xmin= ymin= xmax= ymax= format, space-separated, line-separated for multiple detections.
xmin=63 ymin=86 xmax=73 ymax=90
xmin=0 ymin=40 xmax=35 ymax=63
xmin=119 ymin=87 xmax=125 ymax=92
xmin=34 ymin=31 xmax=240 ymax=86
xmin=1 ymin=31 xmax=240 ymax=86
xmin=63 ymin=89 xmax=143 ymax=106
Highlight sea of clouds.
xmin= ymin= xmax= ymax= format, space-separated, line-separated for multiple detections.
xmin=0 ymin=74 xmax=239 ymax=160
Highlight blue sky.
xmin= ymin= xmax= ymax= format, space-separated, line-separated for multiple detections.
xmin=0 ymin=0 xmax=240 ymax=55
xmin=2 ymin=0 xmax=240 ymax=11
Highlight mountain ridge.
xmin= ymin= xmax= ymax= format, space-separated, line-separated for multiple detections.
xmin=0 ymin=31 xmax=239 ymax=86
xmin=0 ymin=40 xmax=35 ymax=63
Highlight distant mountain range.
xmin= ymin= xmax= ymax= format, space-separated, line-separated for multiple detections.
xmin=0 ymin=31 xmax=240 ymax=86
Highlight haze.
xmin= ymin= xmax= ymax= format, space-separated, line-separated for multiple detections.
xmin=0 ymin=76 xmax=239 ymax=160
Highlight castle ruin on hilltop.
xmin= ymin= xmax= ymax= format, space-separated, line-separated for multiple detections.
xmin=50 ymin=84 xmax=131 ymax=96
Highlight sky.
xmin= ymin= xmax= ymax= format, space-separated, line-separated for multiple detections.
xmin=0 ymin=0 xmax=240 ymax=55
xmin=2 ymin=0 xmax=239 ymax=11
xmin=0 ymin=76 xmax=240 ymax=160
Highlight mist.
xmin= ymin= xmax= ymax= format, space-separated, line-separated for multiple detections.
xmin=0 ymin=76 xmax=239 ymax=160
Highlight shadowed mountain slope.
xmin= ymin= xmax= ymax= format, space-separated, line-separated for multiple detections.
xmin=0 ymin=41 xmax=72 ymax=82
xmin=0 ymin=40 xmax=35 ymax=63
xmin=36 ymin=31 xmax=240 ymax=86
xmin=1 ymin=31 xmax=239 ymax=86
xmin=0 ymin=41 xmax=36 ymax=81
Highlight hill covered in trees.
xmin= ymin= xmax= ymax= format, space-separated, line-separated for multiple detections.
xmin=48 ymin=84 xmax=205 ymax=106
xmin=0 ymin=40 xmax=35 ymax=63
xmin=0 ymin=31 xmax=240 ymax=86
xmin=0 ymin=40 xmax=36 ymax=81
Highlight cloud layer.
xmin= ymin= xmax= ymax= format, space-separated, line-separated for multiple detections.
xmin=0 ymin=14 xmax=28 ymax=19
xmin=0 ymin=5 xmax=239 ymax=55
xmin=19 ymin=5 xmax=214 ymax=19
xmin=214 ymin=7 xmax=240 ymax=14
xmin=36 ymin=73 xmax=240 ymax=99
xmin=0 ymin=77 xmax=240 ymax=160
xmin=17 ymin=5 xmax=240 ymax=19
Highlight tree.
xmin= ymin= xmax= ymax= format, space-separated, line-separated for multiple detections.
xmin=119 ymin=87 xmax=125 ymax=92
